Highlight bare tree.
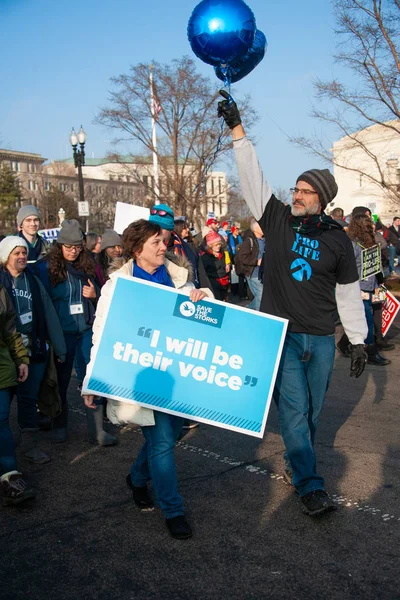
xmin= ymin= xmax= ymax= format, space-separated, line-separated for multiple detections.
xmin=39 ymin=187 xmax=79 ymax=228
xmin=96 ymin=57 xmax=257 ymax=227
xmin=274 ymin=186 xmax=290 ymax=204
xmin=291 ymin=0 xmax=400 ymax=203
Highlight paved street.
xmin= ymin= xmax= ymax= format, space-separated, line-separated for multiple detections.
xmin=1 ymin=322 xmax=400 ymax=600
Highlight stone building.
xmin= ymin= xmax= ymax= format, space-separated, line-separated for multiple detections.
xmin=1 ymin=147 xmax=228 ymax=230
xmin=330 ymin=121 xmax=400 ymax=222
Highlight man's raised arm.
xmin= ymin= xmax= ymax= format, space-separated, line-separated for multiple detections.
xmin=218 ymin=90 xmax=272 ymax=221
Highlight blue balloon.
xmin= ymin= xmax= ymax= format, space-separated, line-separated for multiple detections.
xmin=187 ymin=0 xmax=256 ymax=67
xmin=215 ymin=29 xmax=267 ymax=83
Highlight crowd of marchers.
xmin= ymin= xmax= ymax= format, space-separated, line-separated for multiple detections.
xmin=0 ymin=93 xmax=399 ymax=538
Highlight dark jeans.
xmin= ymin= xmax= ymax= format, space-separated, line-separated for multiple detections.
xmin=388 ymin=245 xmax=397 ymax=272
xmin=17 ymin=357 xmax=48 ymax=429
xmin=130 ymin=411 xmax=184 ymax=519
xmin=210 ymin=281 xmax=228 ymax=301
xmin=372 ymin=302 xmax=383 ymax=341
xmin=363 ymin=297 xmax=374 ymax=344
xmin=0 ymin=387 xmax=17 ymax=476
xmin=273 ymin=332 xmax=335 ymax=496
xmin=55 ymin=329 xmax=93 ymax=428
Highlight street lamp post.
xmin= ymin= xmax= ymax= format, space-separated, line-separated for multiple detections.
xmin=69 ymin=126 xmax=88 ymax=231
xmin=58 ymin=207 xmax=66 ymax=227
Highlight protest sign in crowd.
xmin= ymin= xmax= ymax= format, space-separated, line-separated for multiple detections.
xmin=0 ymin=95 xmax=399 ymax=540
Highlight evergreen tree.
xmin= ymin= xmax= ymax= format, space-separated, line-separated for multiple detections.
xmin=0 ymin=164 xmax=21 ymax=234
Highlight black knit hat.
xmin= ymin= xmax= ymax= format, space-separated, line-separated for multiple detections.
xmin=296 ymin=169 xmax=338 ymax=210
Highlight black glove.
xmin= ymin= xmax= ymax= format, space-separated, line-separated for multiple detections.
xmin=350 ymin=344 xmax=367 ymax=378
xmin=217 ymin=90 xmax=242 ymax=129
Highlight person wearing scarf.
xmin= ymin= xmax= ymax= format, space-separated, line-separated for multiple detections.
xmin=0 ymin=283 xmax=34 ymax=506
xmin=83 ymin=219 xmax=213 ymax=540
xmin=16 ymin=205 xmax=50 ymax=263
xmin=218 ymin=90 xmax=368 ymax=517
xmin=0 ymin=237 xmax=66 ymax=465
xmin=34 ymin=220 xmax=115 ymax=447
xmin=200 ymin=231 xmax=230 ymax=301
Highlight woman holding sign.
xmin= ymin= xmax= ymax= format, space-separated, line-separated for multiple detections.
xmin=83 ymin=219 xmax=213 ymax=540
xmin=337 ymin=214 xmax=390 ymax=366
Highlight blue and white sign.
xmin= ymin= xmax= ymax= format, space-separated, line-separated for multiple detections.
xmin=84 ymin=276 xmax=288 ymax=438
xmin=38 ymin=228 xmax=60 ymax=241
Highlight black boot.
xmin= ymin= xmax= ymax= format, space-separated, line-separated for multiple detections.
xmin=336 ymin=333 xmax=351 ymax=357
xmin=375 ymin=337 xmax=396 ymax=351
xmin=366 ymin=344 xmax=391 ymax=366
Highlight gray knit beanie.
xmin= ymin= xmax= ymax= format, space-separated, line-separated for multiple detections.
xmin=57 ymin=220 xmax=84 ymax=245
xmin=17 ymin=205 xmax=41 ymax=227
xmin=100 ymin=229 xmax=122 ymax=251
xmin=296 ymin=169 xmax=338 ymax=210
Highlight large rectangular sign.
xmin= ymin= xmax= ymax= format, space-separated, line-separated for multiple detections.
xmin=114 ymin=202 xmax=150 ymax=234
xmin=83 ymin=276 xmax=288 ymax=438
xmin=382 ymin=290 xmax=400 ymax=337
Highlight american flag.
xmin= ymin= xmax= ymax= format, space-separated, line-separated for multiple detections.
xmin=151 ymin=93 xmax=162 ymax=120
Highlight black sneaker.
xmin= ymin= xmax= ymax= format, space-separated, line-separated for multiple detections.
xmin=126 ymin=475 xmax=154 ymax=511
xmin=301 ymin=490 xmax=336 ymax=516
xmin=166 ymin=515 xmax=193 ymax=539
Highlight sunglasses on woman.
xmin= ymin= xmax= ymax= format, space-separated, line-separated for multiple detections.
xmin=150 ymin=209 xmax=170 ymax=217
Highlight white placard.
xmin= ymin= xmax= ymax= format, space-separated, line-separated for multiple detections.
xmin=78 ymin=201 xmax=90 ymax=217
xmin=113 ymin=202 xmax=150 ymax=234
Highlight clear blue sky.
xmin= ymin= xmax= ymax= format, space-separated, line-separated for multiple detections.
xmin=0 ymin=0 xmax=345 ymax=194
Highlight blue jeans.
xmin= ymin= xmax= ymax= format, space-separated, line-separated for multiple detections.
xmin=388 ymin=245 xmax=397 ymax=272
xmin=17 ymin=357 xmax=48 ymax=430
xmin=246 ymin=272 xmax=263 ymax=310
xmin=363 ymin=297 xmax=374 ymax=344
xmin=0 ymin=388 xmax=17 ymax=476
xmin=55 ymin=328 xmax=94 ymax=428
xmin=273 ymin=332 xmax=335 ymax=496
xmin=130 ymin=411 xmax=184 ymax=518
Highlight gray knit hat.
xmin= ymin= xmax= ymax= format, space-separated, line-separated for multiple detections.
xmin=100 ymin=229 xmax=122 ymax=251
xmin=296 ymin=169 xmax=338 ymax=210
xmin=57 ymin=220 xmax=84 ymax=245
xmin=17 ymin=205 xmax=41 ymax=227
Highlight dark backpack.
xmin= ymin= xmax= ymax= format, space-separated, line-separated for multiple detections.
xmin=234 ymin=237 xmax=253 ymax=276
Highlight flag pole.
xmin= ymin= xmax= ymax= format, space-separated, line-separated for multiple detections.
xmin=149 ymin=64 xmax=160 ymax=205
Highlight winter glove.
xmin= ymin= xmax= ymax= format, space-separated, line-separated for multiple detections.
xmin=217 ymin=90 xmax=242 ymax=129
xmin=350 ymin=344 xmax=367 ymax=378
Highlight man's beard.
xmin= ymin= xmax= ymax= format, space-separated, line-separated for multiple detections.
xmin=291 ymin=201 xmax=321 ymax=217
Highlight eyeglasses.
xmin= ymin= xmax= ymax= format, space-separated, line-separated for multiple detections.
xmin=63 ymin=244 xmax=82 ymax=251
xmin=150 ymin=209 xmax=170 ymax=217
xmin=290 ymin=187 xmax=318 ymax=196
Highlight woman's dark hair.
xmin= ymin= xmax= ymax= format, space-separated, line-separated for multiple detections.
xmin=97 ymin=249 xmax=111 ymax=281
xmin=47 ymin=243 xmax=97 ymax=286
xmin=86 ymin=232 xmax=99 ymax=251
xmin=347 ymin=215 xmax=376 ymax=248
xmin=122 ymin=219 xmax=161 ymax=258
xmin=174 ymin=221 xmax=187 ymax=237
